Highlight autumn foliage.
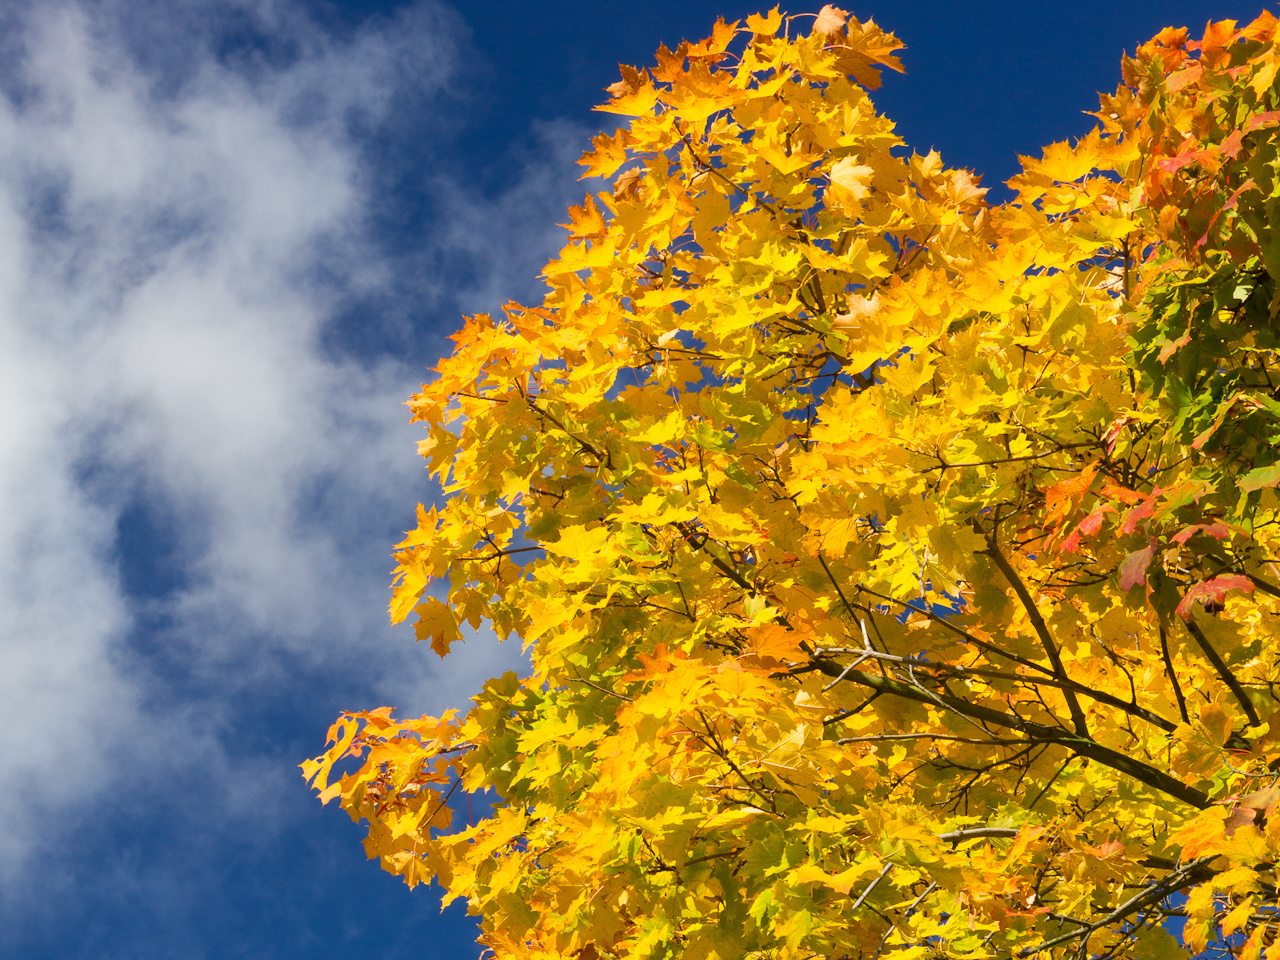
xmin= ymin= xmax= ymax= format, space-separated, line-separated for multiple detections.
xmin=305 ymin=8 xmax=1280 ymax=960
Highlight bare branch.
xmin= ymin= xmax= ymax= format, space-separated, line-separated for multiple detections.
xmin=814 ymin=649 xmax=1178 ymax=734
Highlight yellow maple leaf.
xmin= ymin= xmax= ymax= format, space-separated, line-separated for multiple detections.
xmin=745 ymin=7 xmax=783 ymax=37
xmin=414 ymin=596 xmax=461 ymax=658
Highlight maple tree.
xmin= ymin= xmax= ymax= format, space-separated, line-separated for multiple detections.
xmin=305 ymin=8 xmax=1280 ymax=960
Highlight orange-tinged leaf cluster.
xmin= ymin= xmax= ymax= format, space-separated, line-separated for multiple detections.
xmin=307 ymin=10 xmax=1280 ymax=960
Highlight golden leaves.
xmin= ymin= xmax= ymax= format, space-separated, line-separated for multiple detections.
xmin=598 ymin=65 xmax=660 ymax=117
xmin=827 ymin=155 xmax=874 ymax=200
xmin=745 ymin=7 xmax=783 ymax=38
xmin=307 ymin=11 xmax=1280 ymax=960
xmin=560 ymin=195 xmax=607 ymax=240
xmin=578 ymin=129 xmax=630 ymax=179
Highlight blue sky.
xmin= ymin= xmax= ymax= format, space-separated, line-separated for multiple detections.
xmin=0 ymin=1 xmax=1259 ymax=957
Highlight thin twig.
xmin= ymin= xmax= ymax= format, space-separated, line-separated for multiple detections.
xmin=570 ymin=677 xmax=633 ymax=702
xmin=1019 ymin=857 xmax=1217 ymax=956
xmin=822 ymin=620 xmax=872 ymax=692
xmin=815 ymin=647 xmax=1176 ymax=733
xmin=837 ymin=733 xmax=1028 ymax=746
xmin=851 ymin=862 xmax=893 ymax=912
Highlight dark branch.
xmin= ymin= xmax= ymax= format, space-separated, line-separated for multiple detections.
xmin=807 ymin=659 xmax=1211 ymax=809
xmin=979 ymin=533 xmax=1090 ymax=737
xmin=1183 ymin=616 xmax=1261 ymax=727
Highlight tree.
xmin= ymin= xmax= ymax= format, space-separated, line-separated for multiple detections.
xmin=304 ymin=8 xmax=1280 ymax=959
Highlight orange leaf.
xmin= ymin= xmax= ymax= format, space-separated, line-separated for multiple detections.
xmin=1197 ymin=19 xmax=1239 ymax=68
xmin=1043 ymin=463 xmax=1099 ymax=527
xmin=743 ymin=622 xmax=806 ymax=660
xmin=560 ymin=195 xmax=608 ymax=240
xmin=687 ymin=17 xmax=739 ymax=58
xmin=1099 ymin=481 xmax=1145 ymax=506
xmin=613 ymin=166 xmax=642 ymax=200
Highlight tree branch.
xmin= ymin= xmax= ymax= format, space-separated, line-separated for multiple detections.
xmin=815 ymin=649 xmax=1178 ymax=734
xmin=852 ymin=582 xmax=1046 ymax=673
xmin=938 ymin=827 xmax=1020 ymax=844
xmin=837 ymin=733 xmax=1026 ymax=746
xmin=808 ymin=659 xmax=1210 ymax=809
xmin=1019 ymin=857 xmax=1218 ymax=956
xmin=525 ymin=396 xmax=612 ymax=468
xmin=1158 ymin=623 xmax=1191 ymax=724
xmin=979 ymin=533 xmax=1090 ymax=737
xmin=1183 ymin=616 xmax=1261 ymax=727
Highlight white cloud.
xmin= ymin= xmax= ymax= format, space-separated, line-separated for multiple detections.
xmin=0 ymin=0 xmax=585 ymax=885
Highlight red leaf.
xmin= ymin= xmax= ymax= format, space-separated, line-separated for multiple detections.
xmin=1192 ymin=393 xmax=1243 ymax=450
xmin=1245 ymin=111 xmax=1280 ymax=133
xmin=1102 ymin=415 xmax=1136 ymax=453
xmin=1118 ymin=541 xmax=1157 ymax=591
xmin=1059 ymin=506 xmax=1111 ymax=553
xmin=1221 ymin=128 xmax=1246 ymax=159
xmin=1078 ymin=509 xmax=1108 ymax=536
xmin=1175 ymin=575 xmax=1256 ymax=620
xmin=1196 ymin=178 xmax=1256 ymax=247
xmin=1172 ymin=521 xmax=1232 ymax=544
xmin=1100 ymin=481 xmax=1146 ymax=505
xmin=1121 ymin=495 xmax=1157 ymax=534
xmin=1156 ymin=149 xmax=1210 ymax=174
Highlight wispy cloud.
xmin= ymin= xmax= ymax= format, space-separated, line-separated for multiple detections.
xmin=0 ymin=0 xmax=588 ymax=906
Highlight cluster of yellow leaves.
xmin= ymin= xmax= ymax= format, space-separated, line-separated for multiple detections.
xmin=307 ymin=10 xmax=1280 ymax=960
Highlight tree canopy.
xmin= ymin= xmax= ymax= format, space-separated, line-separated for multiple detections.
xmin=304 ymin=8 xmax=1280 ymax=959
